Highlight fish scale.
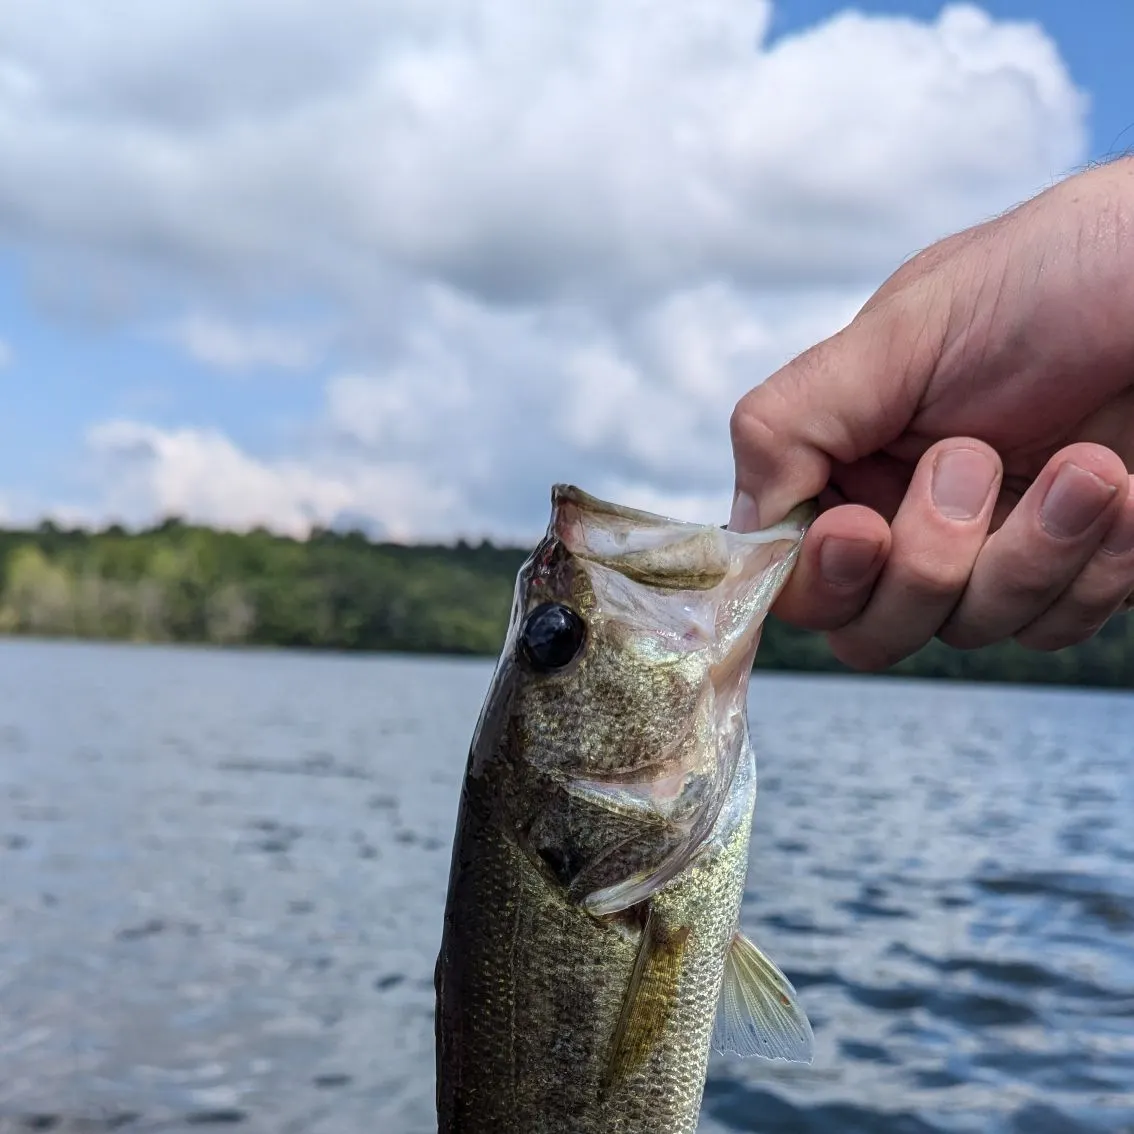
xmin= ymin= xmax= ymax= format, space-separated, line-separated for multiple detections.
xmin=436 ymin=486 xmax=815 ymax=1132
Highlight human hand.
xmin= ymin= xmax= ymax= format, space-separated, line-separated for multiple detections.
xmin=729 ymin=157 xmax=1134 ymax=670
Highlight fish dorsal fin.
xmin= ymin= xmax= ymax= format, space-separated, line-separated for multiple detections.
xmin=712 ymin=931 xmax=815 ymax=1064
xmin=603 ymin=907 xmax=690 ymax=1093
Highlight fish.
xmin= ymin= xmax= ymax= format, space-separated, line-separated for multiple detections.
xmin=435 ymin=484 xmax=815 ymax=1134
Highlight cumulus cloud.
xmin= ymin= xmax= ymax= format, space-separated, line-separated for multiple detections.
xmin=0 ymin=1 xmax=1089 ymax=538
xmin=0 ymin=1 xmax=1085 ymax=304
xmin=84 ymin=283 xmax=867 ymax=540
xmin=86 ymin=420 xmax=458 ymax=541
xmin=157 ymin=314 xmax=323 ymax=373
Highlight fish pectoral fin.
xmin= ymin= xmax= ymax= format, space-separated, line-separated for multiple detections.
xmin=712 ymin=930 xmax=815 ymax=1064
xmin=603 ymin=907 xmax=691 ymax=1093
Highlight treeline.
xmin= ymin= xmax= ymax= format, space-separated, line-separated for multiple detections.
xmin=0 ymin=519 xmax=1131 ymax=687
xmin=0 ymin=520 xmax=521 ymax=655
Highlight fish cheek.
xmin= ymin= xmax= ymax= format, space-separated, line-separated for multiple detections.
xmin=514 ymin=637 xmax=709 ymax=781
xmin=582 ymin=640 xmax=710 ymax=778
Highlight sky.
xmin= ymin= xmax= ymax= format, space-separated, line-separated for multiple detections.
xmin=0 ymin=1 xmax=1129 ymax=543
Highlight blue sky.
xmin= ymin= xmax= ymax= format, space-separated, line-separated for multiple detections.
xmin=0 ymin=1 xmax=1126 ymax=540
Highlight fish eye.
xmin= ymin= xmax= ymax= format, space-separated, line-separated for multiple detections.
xmin=519 ymin=602 xmax=586 ymax=672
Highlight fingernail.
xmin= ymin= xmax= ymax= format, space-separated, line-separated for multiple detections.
xmin=1102 ymin=512 xmax=1134 ymax=555
xmin=728 ymin=490 xmax=760 ymax=533
xmin=1040 ymin=463 xmax=1116 ymax=539
xmin=931 ymin=448 xmax=996 ymax=520
xmin=819 ymin=537 xmax=881 ymax=587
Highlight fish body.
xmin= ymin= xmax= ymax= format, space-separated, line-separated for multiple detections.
xmin=436 ymin=486 xmax=814 ymax=1134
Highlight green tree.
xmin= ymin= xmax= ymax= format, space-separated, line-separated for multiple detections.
xmin=0 ymin=519 xmax=1126 ymax=687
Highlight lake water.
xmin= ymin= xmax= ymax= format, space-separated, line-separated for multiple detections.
xmin=0 ymin=639 xmax=1131 ymax=1133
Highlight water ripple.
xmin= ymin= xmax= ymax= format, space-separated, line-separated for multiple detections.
xmin=0 ymin=645 xmax=1130 ymax=1132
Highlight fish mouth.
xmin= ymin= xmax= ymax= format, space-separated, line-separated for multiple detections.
xmin=551 ymin=484 xmax=815 ymax=538
xmin=549 ymin=484 xmax=815 ymax=592
xmin=504 ymin=484 xmax=814 ymax=918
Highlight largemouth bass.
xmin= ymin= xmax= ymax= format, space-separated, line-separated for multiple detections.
xmin=435 ymin=485 xmax=815 ymax=1133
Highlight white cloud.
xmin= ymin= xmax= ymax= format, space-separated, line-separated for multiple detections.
xmin=77 ymin=282 xmax=900 ymax=541
xmin=86 ymin=420 xmax=458 ymax=541
xmin=157 ymin=314 xmax=322 ymax=372
xmin=0 ymin=1 xmax=1089 ymax=537
xmin=0 ymin=2 xmax=1085 ymax=306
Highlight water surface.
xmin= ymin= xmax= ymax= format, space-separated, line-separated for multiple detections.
xmin=0 ymin=640 xmax=1131 ymax=1132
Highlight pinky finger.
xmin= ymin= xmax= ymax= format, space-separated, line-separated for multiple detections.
xmin=1014 ymin=486 xmax=1134 ymax=650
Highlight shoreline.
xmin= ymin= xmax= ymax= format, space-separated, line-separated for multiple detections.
xmin=2 ymin=631 xmax=1130 ymax=693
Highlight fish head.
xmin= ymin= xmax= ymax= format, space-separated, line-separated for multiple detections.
xmin=486 ymin=485 xmax=811 ymax=915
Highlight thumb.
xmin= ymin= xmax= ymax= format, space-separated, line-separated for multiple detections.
xmin=728 ymin=299 xmax=942 ymax=530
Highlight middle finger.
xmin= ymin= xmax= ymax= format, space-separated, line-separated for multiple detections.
xmin=828 ymin=440 xmax=1001 ymax=670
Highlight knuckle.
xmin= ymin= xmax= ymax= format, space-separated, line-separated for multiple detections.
xmin=778 ymin=578 xmax=869 ymax=634
xmin=806 ymin=603 xmax=867 ymax=634
xmin=937 ymin=621 xmax=994 ymax=650
xmin=729 ymin=378 xmax=796 ymax=455
xmin=1015 ymin=599 xmax=1116 ymax=651
xmin=1066 ymin=601 xmax=1118 ymax=634
xmin=1014 ymin=621 xmax=1101 ymax=652
xmin=993 ymin=557 xmax=1062 ymax=606
xmin=898 ymin=556 xmax=969 ymax=601
xmin=728 ymin=398 xmax=757 ymax=448
xmin=829 ymin=629 xmax=907 ymax=673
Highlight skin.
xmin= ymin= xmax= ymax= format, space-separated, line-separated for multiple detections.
xmin=729 ymin=155 xmax=1134 ymax=670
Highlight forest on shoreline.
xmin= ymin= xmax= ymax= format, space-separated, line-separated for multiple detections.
xmin=0 ymin=518 xmax=1131 ymax=688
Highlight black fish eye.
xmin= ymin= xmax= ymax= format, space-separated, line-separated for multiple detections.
xmin=519 ymin=602 xmax=586 ymax=672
